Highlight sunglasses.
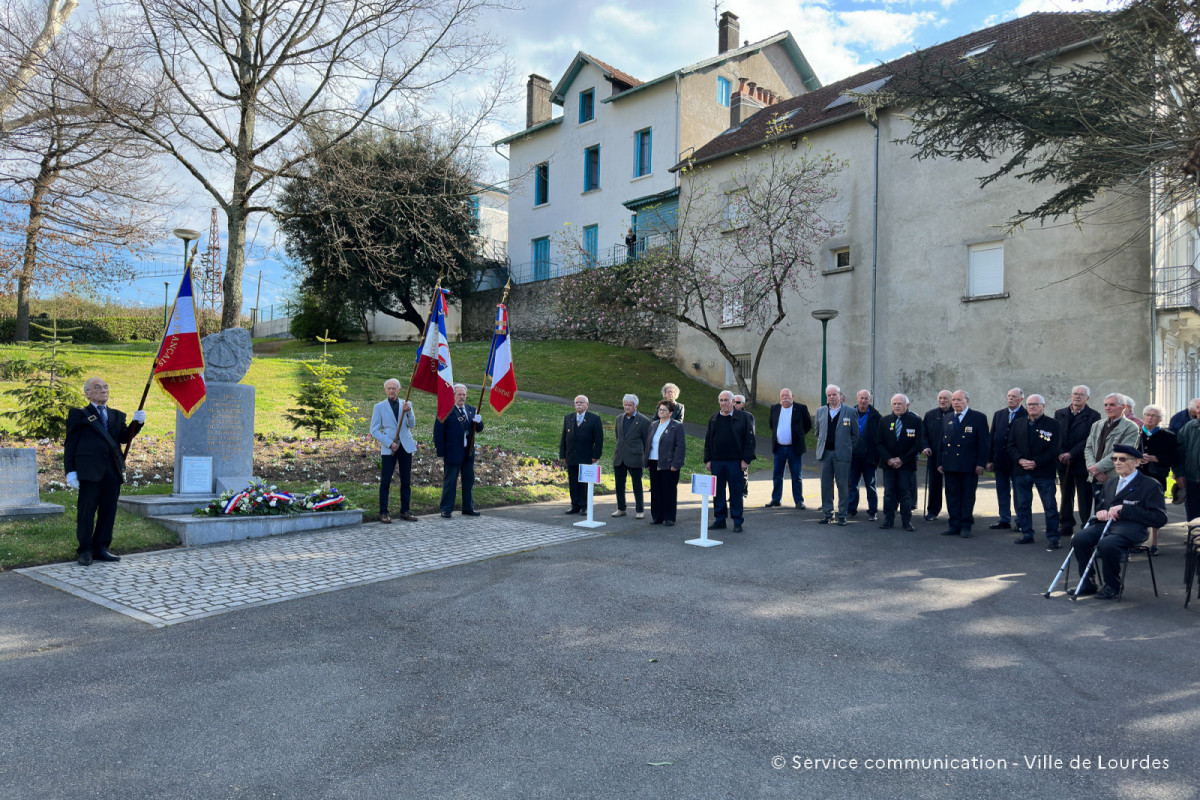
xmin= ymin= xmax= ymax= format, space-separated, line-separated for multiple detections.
xmin=1111 ymin=456 xmax=1136 ymax=462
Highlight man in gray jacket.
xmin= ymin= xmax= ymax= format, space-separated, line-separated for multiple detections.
xmin=612 ymin=394 xmax=651 ymax=519
xmin=815 ymin=384 xmax=859 ymax=526
xmin=370 ymin=378 xmax=418 ymax=522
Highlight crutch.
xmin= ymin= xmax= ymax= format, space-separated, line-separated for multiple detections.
xmin=1069 ymin=518 xmax=1114 ymax=601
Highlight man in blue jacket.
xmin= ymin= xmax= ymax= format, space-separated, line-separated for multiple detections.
xmin=433 ymin=384 xmax=484 ymax=518
xmin=939 ymin=390 xmax=990 ymax=538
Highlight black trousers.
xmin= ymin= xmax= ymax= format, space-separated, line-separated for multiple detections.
xmin=647 ymin=460 xmax=680 ymax=523
xmin=567 ymin=464 xmax=589 ymax=510
xmin=1072 ymin=523 xmax=1148 ymax=590
xmin=1058 ymin=467 xmax=1092 ymax=533
xmin=943 ymin=470 xmax=979 ymax=532
xmin=614 ymin=465 xmax=644 ymax=511
xmin=76 ymin=471 xmax=121 ymax=554
xmin=380 ymin=449 xmax=413 ymax=514
xmin=880 ymin=468 xmax=916 ymax=524
xmin=925 ymin=457 xmax=944 ymax=516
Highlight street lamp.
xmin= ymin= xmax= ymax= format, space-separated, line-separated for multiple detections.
xmin=811 ymin=309 xmax=839 ymax=400
xmin=163 ymin=281 xmax=170 ymax=326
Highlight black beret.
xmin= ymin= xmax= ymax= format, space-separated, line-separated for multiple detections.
xmin=1112 ymin=443 xmax=1142 ymax=460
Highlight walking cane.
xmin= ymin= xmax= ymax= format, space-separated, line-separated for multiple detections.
xmin=1069 ymin=517 xmax=1114 ymax=601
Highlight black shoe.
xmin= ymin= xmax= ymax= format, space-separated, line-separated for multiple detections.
xmin=93 ymin=549 xmax=120 ymax=562
xmin=1149 ymin=545 xmax=1159 ymax=556
xmin=848 ymin=510 xmax=858 ymax=517
xmin=440 ymin=512 xmax=453 ymax=518
xmin=837 ymin=516 xmax=847 ymax=526
xmin=733 ymin=524 xmax=743 ymax=533
xmin=924 ymin=514 xmax=938 ymax=522
xmin=1014 ymin=535 xmax=1035 ymax=545
xmin=988 ymin=522 xmax=1012 ymax=530
xmin=817 ymin=516 xmax=832 ymax=525
xmin=1073 ymin=581 xmax=1098 ymax=596
xmin=664 ymin=520 xmax=674 ymax=526
xmin=879 ymin=519 xmax=894 ymax=529
xmin=867 ymin=512 xmax=877 ymax=522
xmin=565 ymin=507 xmax=581 ymax=515
xmin=650 ymin=519 xmax=663 ymax=525
xmin=709 ymin=520 xmax=727 ymax=530
xmin=939 ymin=529 xmax=960 ymax=536
xmin=960 ymin=529 xmax=973 ymax=538
xmin=797 ymin=502 xmax=806 ymax=509
xmin=903 ymin=521 xmax=916 ymax=532
xmin=77 ymin=551 xmax=92 ymax=567
xmin=1046 ymin=539 xmax=1062 ymax=551
xmin=763 ymin=501 xmax=782 ymax=507
xmin=1096 ymin=585 xmax=1120 ymax=600
xmin=462 ymin=510 xmax=480 ymax=517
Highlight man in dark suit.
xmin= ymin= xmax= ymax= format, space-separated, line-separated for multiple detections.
xmin=921 ymin=390 xmax=952 ymax=521
xmin=765 ymin=387 xmax=811 ymax=509
xmin=1072 ymin=443 xmax=1168 ymax=599
xmin=703 ymin=391 xmax=756 ymax=532
xmin=560 ymin=394 xmax=604 ymax=514
xmin=875 ymin=393 xmax=923 ymax=531
xmin=1169 ymin=398 xmax=1200 ymax=434
xmin=1054 ymin=385 xmax=1101 ymax=538
xmin=612 ymin=394 xmax=650 ymax=519
xmin=433 ymin=383 xmax=484 ymax=518
xmin=847 ymin=390 xmax=881 ymax=520
xmin=1007 ymin=394 xmax=1062 ymax=548
xmin=987 ymin=387 xmax=1026 ymax=530
xmin=64 ymin=376 xmax=145 ymax=565
xmin=939 ymin=389 xmax=990 ymax=538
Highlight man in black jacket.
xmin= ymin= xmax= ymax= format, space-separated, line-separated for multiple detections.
xmin=876 ymin=394 xmax=923 ymax=531
xmin=765 ymin=388 xmax=811 ymax=509
xmin=921 ymin=390 xmax=952 ymax=521
xmin=704 ymin=391 xmax=755 ymax=532
xmin=560 ymin=395 xmax=604 ymax=515
xmin=63 ymin=377 xmax=145 ymax=566
xmin=1007 ymin=394 xmax=1062 ymax=548
xmin=1054 ymin=385 xmax=1101 ymax=538
xmin=847 ymin=390 xmax=881 ymax=520
xmin=987 ymin=387 xmax=1026 ymax=530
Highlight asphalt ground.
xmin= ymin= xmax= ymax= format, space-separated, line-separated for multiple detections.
xmin=2 ymin=469 xmax=1198 ymax=800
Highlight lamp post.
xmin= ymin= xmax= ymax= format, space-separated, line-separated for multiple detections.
xmin=163 ymin=282 xmax=170 ymax=326
xmin=811 ymin=309 xmax=838 ymax=400
xmin=171 ymin=228 xmax=199 ymax=328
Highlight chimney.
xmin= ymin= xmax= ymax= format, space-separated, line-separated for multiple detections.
xmin=731 ymin=87 xmax=763 ymax=127
xmin=719 ymin=11 xmax=740 ymax=54
xmin=526 ymin=74 xmax=551 ymax=129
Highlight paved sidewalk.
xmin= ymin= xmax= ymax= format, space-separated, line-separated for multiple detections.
xmin=18 ymin=515 xmax=602 ymax=627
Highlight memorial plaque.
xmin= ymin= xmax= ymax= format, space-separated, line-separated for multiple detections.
xmin=174 ymin=382 xmax=254 ymax=495
xmin=0 ymin=448 xmax=41 ymax=507
xmin=179 ymin=456 xmax=214 ymax=495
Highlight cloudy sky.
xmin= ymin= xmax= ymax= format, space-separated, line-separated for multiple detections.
xmin=126 ymin=0 xmax=1113 ymax=315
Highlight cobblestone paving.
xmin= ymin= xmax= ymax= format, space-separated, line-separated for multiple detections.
xmin=17 ymin=516 xmax=603 ymax=627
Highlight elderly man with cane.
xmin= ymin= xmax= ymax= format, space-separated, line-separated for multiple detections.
xmin=1069 ymin=443 xmax=1167 ymax=599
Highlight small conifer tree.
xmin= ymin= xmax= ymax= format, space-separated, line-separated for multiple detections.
xmin=283 ymin=331 xmax=358 ymax=439
xmin=5 ymin=317 xmax=85 ymax=439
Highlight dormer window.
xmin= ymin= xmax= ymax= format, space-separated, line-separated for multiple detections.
xmin=579 ymin=89 xmax=595 ymax=123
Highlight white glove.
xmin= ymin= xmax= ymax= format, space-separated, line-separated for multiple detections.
xmin=66 ymin=472 xmax=79 ymax=489
xmin=133 ymin=410 xmax=146 ymax=424
xmin=473 ymin=414 xmax=482 ymax=423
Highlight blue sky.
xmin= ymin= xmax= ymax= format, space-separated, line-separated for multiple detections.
xmin=121 ymin=0 xmax=1111 ymax=317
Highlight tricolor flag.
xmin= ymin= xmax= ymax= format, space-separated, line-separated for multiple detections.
xmin=411 ymin=288 xmax=455 ymax=421
xmin=486 ymin=304 xmax=517 ymax=414
xmin=154 ymin=260 xmax=207 ymax=417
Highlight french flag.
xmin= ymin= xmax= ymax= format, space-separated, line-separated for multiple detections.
xmin=486 ymin=304 xmax=517 ymax=414
xmin=154 ymin=259 xmax=207 ymax=417
xmin=411 ymin=288 xmax=455 ymax=421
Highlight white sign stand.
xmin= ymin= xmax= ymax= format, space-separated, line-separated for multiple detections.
xmin=574 ymin=463 xmax=605 ymax=529
xmin=685 ymin=474 xmax=722 ymax=547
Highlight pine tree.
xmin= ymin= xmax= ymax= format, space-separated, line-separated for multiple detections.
xmin=283 ymin=331 xmax=358 ymax=440
xmin=5 ymin=317 xmax=85 ymax=439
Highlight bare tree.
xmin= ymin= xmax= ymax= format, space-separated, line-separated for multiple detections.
xmin=111 ymin=0 xmax=514 ymax=330
xmin=557 ymin=129 xmax=845 ymax=405
xmin=0 ymin=15 xmax=166 ymax=341
xmin=0 ymin=0 xmax=82 ymax=134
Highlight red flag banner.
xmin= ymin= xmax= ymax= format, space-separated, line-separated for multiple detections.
xmin=486 ymin=304 xmax=517 ymax=414
xmin=409 ymin=288 xmax=455 ymax=420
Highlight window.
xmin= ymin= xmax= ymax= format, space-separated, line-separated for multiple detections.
xmin=584 ymin=145 xmax=600 ymax=192
xmin=583 ymin=224 xmax=598 ymax=265
xmin=468 ymin=196 xmax=480 ymax=219
xmin=534 ymin=162 xmax=549 ymax=206
xmin=725 ymin=353 xmax=751 ymax=386
xmin=968 ymin=241 xmax=1004 ymax=297
xmin=723 ymin=189 xmax=748 ymax=229
xmin=579 ymin=89 xmax=595 ymax=123
xmin=634 ymin=128 xmax=652 ymax=177
xmin=533 ymin=237 xmax=550 ymax=281
xmin=831 ymin=247 xmax=850 ymax=270
xmin=721 ymin=289 xmax=745 ymax=327
xmin=717 ymin=76 xmax=731 ymax=107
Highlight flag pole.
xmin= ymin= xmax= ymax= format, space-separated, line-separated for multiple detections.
xmin=405 ymin=274 xmax=444 ymax=406
xmin=470 ymin=278 xmax=511 ymax=453
xmin=125 ymin=242 xmax=197 ymax=459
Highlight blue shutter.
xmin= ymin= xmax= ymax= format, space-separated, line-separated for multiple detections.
xmin=717 ymin=77 xmax=731 ymax=107
xmin=533 ymin=238 xmax=550 ymax=281
xmin=583 ymin=225 xmax=598 ymax=264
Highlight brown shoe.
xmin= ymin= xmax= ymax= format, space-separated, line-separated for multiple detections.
xmin=379 ymin=512 xmax=392 ymax=524
xmin=398 ymin=512 xmax=419 ymax=522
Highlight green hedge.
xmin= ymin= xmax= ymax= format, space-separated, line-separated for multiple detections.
xmin=0 ymin=315 xmax=231 ymax=344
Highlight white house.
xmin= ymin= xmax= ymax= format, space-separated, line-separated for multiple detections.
xmin=493 ymin=11 xmax=820 ymax=283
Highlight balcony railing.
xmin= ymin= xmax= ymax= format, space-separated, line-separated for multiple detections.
xmin=1155 ymin=264 xmax=1200 ymax=313
xmin=503 ymin=231 xmax=678 ymax=286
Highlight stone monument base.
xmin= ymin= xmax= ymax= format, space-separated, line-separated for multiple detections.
xmin=119 ymin=494 xmax=217 ymax=518
xmin=150 ymin=508 xmax=363 ymax=547
xmin=0 ymin=502 xmax=65 ymax=523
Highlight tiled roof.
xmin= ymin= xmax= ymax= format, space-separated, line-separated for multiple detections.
xmin=582 ymin=53 xmax=642 ymax=91
xmin=678 ymin=12 xmax=1100 ymax=171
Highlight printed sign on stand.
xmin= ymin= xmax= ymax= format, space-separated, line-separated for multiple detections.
xmin=574 ymin=463 xmax=605 ymax=528
xmin=686 ymin=473 xmax=722 ymax=547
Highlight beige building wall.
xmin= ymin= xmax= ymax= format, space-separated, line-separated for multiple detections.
xmin=674 ymin=109 xmax=1152 ymax=418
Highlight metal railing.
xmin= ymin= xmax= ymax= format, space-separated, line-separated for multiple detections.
xmin=506 ymin=231 xmax=678 ymax=285
xmin=1155 ymin=264 xmax=1200 ymax=312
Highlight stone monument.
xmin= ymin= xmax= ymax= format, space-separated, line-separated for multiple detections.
xmin=0 ymin=448 xmax=64 ymax=522
xmin=173 ymin=327 xmax=255 ymax=494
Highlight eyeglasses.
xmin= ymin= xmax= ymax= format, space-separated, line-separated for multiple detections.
xmin=1111 ymin=456 xmax=1136 ymax=462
